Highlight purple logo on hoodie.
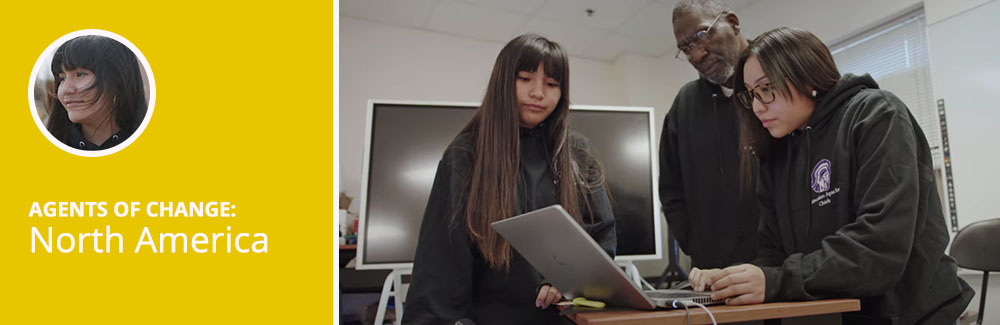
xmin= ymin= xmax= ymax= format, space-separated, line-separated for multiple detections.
xmin=812 ymin=159 xmax=832 ymax=193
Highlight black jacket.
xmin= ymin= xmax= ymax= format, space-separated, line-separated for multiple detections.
xmin=66 ymin=122 xmax=137 ymax=151
xmin=60 ymin=103 xmax=146 ymax=151
xmin=660 ymin=78 xmax=760 ymax=268
xmin=752 ymin=74 xmax=973 ymax=324
xmin=403 ymin=127 xmax=617 ymax=325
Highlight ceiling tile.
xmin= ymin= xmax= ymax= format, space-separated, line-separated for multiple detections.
xmin=617 ymin=2 xmax=675 ymax=40
xmin=584 ymin=33 xmax=630 ymax=61
xmin=726 ymin=0 xmax=760 ymax=11
xmin=653 ymin=0 xmax=760 ymax=13
xmin=587 ymin=32 xmax=673 ymax=60
xmin=620 ymin=33 xmax=673 ymax=57
xmin=653 ymin=0 xmax=681 ymax=8
xmin=518 ymin=18 xmax=609 ymax=56
xmin=534 ymin=0 xmax=650 ymax=31
xmin=425 ymin=0 xmax=531 ymax=42
xmin=460 ymin=0 xmax=547 ymax=15
xmin=340 ymin=0 xmax=764 ymax=62
xmin=340 ymin=0 xmax=438 ymax=28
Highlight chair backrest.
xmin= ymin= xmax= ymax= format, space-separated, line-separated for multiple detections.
xmin=950 ymin=218 xmax=1000 ymax=272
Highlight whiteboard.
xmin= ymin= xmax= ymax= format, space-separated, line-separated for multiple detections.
xmin=927 ymin=0 xmax=1000 ymax=231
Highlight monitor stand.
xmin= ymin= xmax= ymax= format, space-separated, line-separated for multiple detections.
xmin=655 ymin=235 xmax=688 ymax=289
xmin=374 ymin=268 xmax=410 ymax=325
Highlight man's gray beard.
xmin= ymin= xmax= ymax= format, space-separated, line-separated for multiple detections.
xmin=703 ymin=64 xmax=735 ymax=85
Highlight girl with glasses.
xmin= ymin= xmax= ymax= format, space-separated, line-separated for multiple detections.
xmin=689 ymin=27 xmax=973 ymax=324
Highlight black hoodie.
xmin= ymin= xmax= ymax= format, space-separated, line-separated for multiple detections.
xmin=660 ymin=78 xmax=760 ymax=268
xmin=404 ymin=127 xmax=616 ymax=325
xmin=752 ymin=74 xmax=973 ymax=324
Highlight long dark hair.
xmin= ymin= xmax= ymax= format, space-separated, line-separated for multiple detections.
xmin=733 ymin=27 xmax=841 ymax=191
xmin=47 ymin=35 xmax=147 ymax=147
xmin=461 ymin=34 xmax=596 ymax=272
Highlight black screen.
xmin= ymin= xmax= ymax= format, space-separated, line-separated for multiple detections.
xmin=361 ymin=103 xmax=657 ymax=266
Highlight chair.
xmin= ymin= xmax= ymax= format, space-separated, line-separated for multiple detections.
xmin=949 ymin=218 xmax=1000 ymax=325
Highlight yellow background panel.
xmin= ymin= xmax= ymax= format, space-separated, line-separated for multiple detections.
xmin=0 ymin=1 xmax=334 ymax=323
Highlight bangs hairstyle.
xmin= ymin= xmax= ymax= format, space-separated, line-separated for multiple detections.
xmin=733 ymin=27 xmax=840 ymax=192
xmin=47 ymin=35 xmax=147 ymax=145
xmin=487 ymin=33 xmax=569 ymax=109
xmin=515 ymin=39 xmax=568 ymax=88
xmin=461 ymin=34 xmax=601 ymax=272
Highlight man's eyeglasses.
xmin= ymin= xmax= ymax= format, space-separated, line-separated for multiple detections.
xmin=674 ymin=12 xmax=726 ymax=61
xmin=735 ymin=83 xmax=776 ymax=109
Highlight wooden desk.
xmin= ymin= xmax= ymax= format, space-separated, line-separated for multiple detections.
xmin=565 ymin=299 xmax=860 ymax=325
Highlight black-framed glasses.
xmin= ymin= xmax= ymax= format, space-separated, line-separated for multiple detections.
xmin=674 ymin=12 xmax=726 ymax=61
xmin=735 ymin=83 xmax=775 ymax=109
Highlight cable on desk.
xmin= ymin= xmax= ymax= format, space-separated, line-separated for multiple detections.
xmin=671 ymin=300 xmax=691 ymax=325
xmin=682 ymin=301 xmax=717 ymax=325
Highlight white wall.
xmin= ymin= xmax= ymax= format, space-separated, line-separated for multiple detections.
xmin=340 ymin=17 xmax=495 ymax=214
xmin=925 ymin=0 xmax=994 ymax=24
xmin=928 ymin=2 xmax=1000 ymax=320
xmin=925 ymin=0 xmax=1000 ymax=232
xmin=613 ymin=53 xmax=697 ymax=136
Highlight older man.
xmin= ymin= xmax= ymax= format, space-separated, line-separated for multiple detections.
xmin=659 ymin=0 xmax=758 ymax=270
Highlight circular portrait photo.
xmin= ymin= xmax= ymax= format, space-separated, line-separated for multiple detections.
xmin=29 ymin=29 xmax=155 ymax=157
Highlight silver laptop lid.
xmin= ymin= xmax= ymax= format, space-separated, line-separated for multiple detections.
xmin=491 ymin=205 xmax=657 ymax=310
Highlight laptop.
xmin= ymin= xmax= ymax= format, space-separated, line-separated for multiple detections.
xmin=491 ymin=205 xmax=723 ymax=310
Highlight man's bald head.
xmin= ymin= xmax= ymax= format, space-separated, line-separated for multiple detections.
xmin=673 ymin=0 xmax=731 ymax=23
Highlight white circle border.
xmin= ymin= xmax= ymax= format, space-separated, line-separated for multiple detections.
xmin=27 ymin=29 xmax=156 ymax=157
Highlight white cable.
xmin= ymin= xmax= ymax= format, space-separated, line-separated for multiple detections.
xmin=639 ymin=276 xmax=657 ymax=290
xmin=684 ymin=301 xmax=717 ymax=325
xmin=671 ymin=301 xmax=691 ymax=325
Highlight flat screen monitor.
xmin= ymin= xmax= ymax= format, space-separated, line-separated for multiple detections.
xmin=357 ymin=100 xmax=661 ymax=269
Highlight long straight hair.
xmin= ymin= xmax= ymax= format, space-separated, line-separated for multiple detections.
xmin=733 ymin=27 xmax=841 ymax=192
xmin=461 ymin=34 xmax=593 ymax=272
xmin=47 ymin=35 xmax=147 ymax=147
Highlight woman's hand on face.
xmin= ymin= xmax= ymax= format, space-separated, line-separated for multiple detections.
xmin=536 ymin=284 xmax=563 ymax=309
xmin=688 ymin=267 xmax=727 ymax=292
xmin=709 ymin=264 xmax=765 ymax=305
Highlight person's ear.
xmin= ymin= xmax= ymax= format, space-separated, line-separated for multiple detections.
xmin=726 ymin=12 xmax=741 ymax=36
xmin=803 ymin=85 xmax=817 ymax=99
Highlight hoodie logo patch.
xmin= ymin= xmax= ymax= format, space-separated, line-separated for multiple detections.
xmin=811 ymin=159 xmax=831 ymax=193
